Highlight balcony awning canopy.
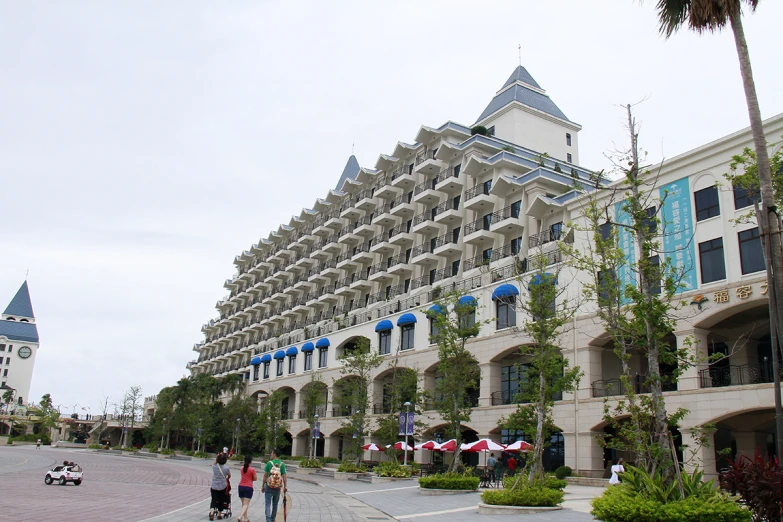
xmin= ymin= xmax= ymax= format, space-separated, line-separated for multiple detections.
xmin=397 ymin=313 xmax=417 ymax=326
xmin=529 ymin=273 xmax=557 ymax=287
xmin=286 ymin=346 xmax=298 ymax=356
xmin=492 ymin=284 xmax=519 ymax=300
xmin=301 ymin=342 xmax=315 ymax=352
xmin=260 ymin=354 xmax=272 ymax=363
xmin=375 ymin=320 xmax=393 ymax=332
xmin=316 ymin=338 xmax=330 ymax=348
xmin=459 ymin=295 xmax=477 ymax=307
xmin=428 ymin=304 xmax=444 ymax=315
xmin=251 ymin=356 xmax=262 ymax=366
xmin=274 ymin=350 xmax=286 ymax=360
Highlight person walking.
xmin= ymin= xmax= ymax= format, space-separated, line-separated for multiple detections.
xmin=261 ymin=449 xmax=287 ymax=522
xmin=210 ymin=453 xmax=231 ymax=520
xmin=609 ymin=458 xmax=625 ymax=485
xmin=36 ymin=438 xmax=41 ymax=449
xmin=507 ymin=455 xmax=517 ymax=475
xmin=237 ymin=455 xmax=257 ymax=522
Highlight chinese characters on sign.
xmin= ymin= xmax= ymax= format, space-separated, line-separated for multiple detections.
xmin=711 ymin=283 xmax=766 ymax=305
xmin=614 ymin=200 xmax=636 ymax=304
xmin=660 ymin=178 xmax=697 ymax=293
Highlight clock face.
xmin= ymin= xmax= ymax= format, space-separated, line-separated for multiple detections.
xmin=18 ymin=346 xmax=32 ymax=359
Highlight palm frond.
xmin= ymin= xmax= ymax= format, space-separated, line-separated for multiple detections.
xmin=656 ymin=0 xmax=760 ymax=37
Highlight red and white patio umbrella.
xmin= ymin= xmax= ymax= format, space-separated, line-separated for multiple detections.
xmin=361 ymin=443 xmax=384 ymax=461
xmin=437 ymin=439 xmax=458 ymax=452
xmin=414 ymin=440 xmax=441 ymax=451
xmin=462 ymin=438 xmax=506 ymax=452
xmin=504 ymin=440 xmax=534 ymax=453
xmin=387 ymin=441 xmax=416 ymax=452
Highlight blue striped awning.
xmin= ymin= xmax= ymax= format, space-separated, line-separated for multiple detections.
xmin=459 ymin=295 xmax=477 ymax=306
xmin=250 ymin=356 xmax=262 ymax=366
xmin=301 ymin=342 xmax=315 ymax=352
xmin=397 ymin=313 xmax=417 ymax=326
xmin=315 ymin=338 xmax=330 ymax=348
xmin=375 ymin=320 xmax=393 ymax=332
xmin=492 ymin=284 xmax=519 ymax=300
xmin=273 ymin=350 xmax=286 ymax=360
xmin=260 ymin=353 xmax=272 ymax=363
xmin=286 ymin=346 xmax=298 ymax=356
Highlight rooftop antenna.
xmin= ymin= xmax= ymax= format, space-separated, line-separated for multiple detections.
xmin=25 ymin=269 xmax=29 ymax=280
xmin=518 ymin=44 xmax=521 ymax=66
xmin=352 ymin=142 xmax=355 ymax=155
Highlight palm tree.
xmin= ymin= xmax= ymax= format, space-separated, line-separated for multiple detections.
xmin=2 ymin=389 xmax=14 ymax=414
xmin=654 ymin=0 xmax=783 ymax=457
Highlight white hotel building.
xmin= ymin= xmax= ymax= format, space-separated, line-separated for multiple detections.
xmin=188 ymin=66 xmax=783 ymax=477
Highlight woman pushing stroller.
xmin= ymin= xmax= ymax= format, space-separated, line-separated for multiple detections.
xmin=209 ymin=453 xmax=231 ymax=520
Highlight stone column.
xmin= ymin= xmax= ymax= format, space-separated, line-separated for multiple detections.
xmin=291 ymin=435 xmax=305 ymax=458
xmin=479 ymin=362 xmax=501 ymax=407
xmin=578 ymin=346 xmax=604 ymax=400
xmin=675 ymin=328 xmax=709 ymax=391
xmin=681 ymin=428 xmax=717 ymax=480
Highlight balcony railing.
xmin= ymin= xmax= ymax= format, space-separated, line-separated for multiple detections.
xmin=372 ymin=403 xmax=393 ymax=415
xmin=699 ymin=363 xmax=781 ymax=388
xmin=354 ymin=214 xmax=374 ymax=228
xmin=390 ymin=192 xmax=413 ymax=209
xmin=432 ymin=233 xmax=458 ymax=250
xmin=434 ymin=166 xmax=460 ymax=185
xmin=591 ymin=374 xmax=678 ymax=397
xmin=410 ymin=242 xmax=433 ymax=258
xmin=491 ymin=204 xmax=521 ymax=222
xmin=464 ymin=217 xmax=491 ymax=236
xmin=529 ymin=222 xmax=564 ymax=248
xmin=433 ymin=198 xmax=459 ymax=216
xmin=415 ymin=149 xmax=435 ymax=165
xmin=464 ymin=254 xmax=491 ymax=271
xmin=465 ymin=183 xmax=492 ymax=201
xmin=413 ymin=211 xmax=435 ymax=226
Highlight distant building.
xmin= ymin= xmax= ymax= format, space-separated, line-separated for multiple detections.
xmin=0 ymin=281 xmax=39 ymax=407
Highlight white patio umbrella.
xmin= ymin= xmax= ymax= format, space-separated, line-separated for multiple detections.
xmin=504 ymin=440 xmax=533 ymax=453
xmin=361 ymin=443 xmax=384 ymax=461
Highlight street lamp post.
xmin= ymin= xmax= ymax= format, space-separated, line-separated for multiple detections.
xmin=235 ymin=418 xmax=241 ymax=454
xmin=403 ymin=402 xmax=411 ymax=466
xmin=312 ymin=414 xmax=320 ymax=459
xmin=197 ymin=418 xmax=202 ymax=454
xmin=160 ymin=417 xmax=167 ymax=451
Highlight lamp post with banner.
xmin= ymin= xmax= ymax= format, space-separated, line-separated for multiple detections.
xmin=235 ymin=418 xmax=241 ymax=453
xmin=160 ymin=417 xmax=167 ymax=451
xmin=311 ymin=414 xmax=321 ymax=459
xmin=401 ymin=402 xmax=414 ymax=466
xmin=197 ymin=418 xmax=203 ymax=453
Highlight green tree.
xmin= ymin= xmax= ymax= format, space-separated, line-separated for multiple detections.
xmin=2 ymin=389 xmax=14 ymax=414
xmin=374 ymin=363 xmax=421 ymax=453
xmin=427 ymin=291 xmax=483 ymax=471
xmin=724 ymin=146 xmax=783 ymax=221
xmin=256 ymin=390 xmax=289 ymax=454
xmin=35 ymin=393 xmax=61 ymax=436
xmin=300 ymin=373 xmax=327 ymax=456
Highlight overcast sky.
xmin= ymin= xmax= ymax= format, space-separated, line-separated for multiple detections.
xmin=2 ymin=1 xmax=781 ymax=415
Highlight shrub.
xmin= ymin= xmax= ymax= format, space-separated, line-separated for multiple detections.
xmin=299 ymin=458 xmax=322 ymax=468
xmin=554 ymin=466 xmax=573 ymax=480
xmin=87 ymin=444 xmax=102 ymax=449
xmin=10 ymin=433 xmax=51 ymax=444
xmin=193 ymin=451 xmax=210 ymax=459
xmin=470 ymin=125 xmax=489 ymax=136
xmin=719 ymin=452 xmax=783 ymax=522
xmin=591 ymin=485 xmax=750 ymax=522
xmin=375 ymin=461 xmax=413 ymax=478
xmin=337 ymin=461 xmax=367 ymax=473
xmin=229 ymin=454 xmax=243 ymax=461
xmin=482 ymin=486 xmax=564 ymax=507
xmin=320 ymin=456 xmax=339 ymax=464
xmin=419 ymin=473 xmax=480 ymax=490
xmin=503 ymin=475 xmax=567 ymax=491
xmin=160 ymin=448 xmax=175 ymax=455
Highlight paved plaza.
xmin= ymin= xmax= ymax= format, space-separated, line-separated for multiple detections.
xmin=0 ymin=446 xmax=600 ymax=521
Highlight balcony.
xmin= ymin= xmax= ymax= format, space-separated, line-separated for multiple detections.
xmin=432 ymin=233 xmax=461 ymax=257
xmin=355 ymin=188 xmax=378 ymax=212
xmin=337 ymin=224 xmax=361 ymax=245
xmin=351 ymin=242 xmax=375 ymax=264
xmin=463 ymin=217 xmax=499 ymax=245
xmin=316 ymin=285 xmax=338 ymax=304
xmin=349 ymin=271 xmax=372 ymax=291
xmin=409 ymin=242 xmax=438 ymax=266
xmin=464 ymin=253 xmax=492 ymax=272
xmin=322 ymin=235 xmax=341 ymax=253
xmin=339 ymin=200 xmax=361 ymax=220
xmin=433 ymin=198 xmax=461 ymax=225
xmin=369 ymin=233 xmax=393 ymax=254
xmin=321 ymin=259 xmax=341 ymax=278
xmin=390 ymin=166 xmax=417 ymax=190
xmin=335 ymin=250 xmax=358 ymax=270
xmin=372 ymin=201 xmax=397 ymax=226
xmin=698 ymin=362 xmax=781 ymax=389
xmin=387 ymin=254 xmax=414 ymax=275
xmin=375 ymin=175 xmax=401 ymax=199
xmin=413 ymin=149 xmax=445 ymax=176
xmin=592 ymin=374 xmax=678 ymax=397
xmin=388 ymin=223 xmax=415 ymax=246
xmin=410 ymin=266 xmax=457 ymax=290
xmin=529 ymin=223 xmax=564 ymax=249
xmin=464 ymin=184 xmax=499 ymax=211
xmin=390 ymin=192 xmax=416 ymax=219
xmin=490 ymin=204 xmax=524 ymax=233
xmin=353 ymin=214 xmax=377 ymax=238
xmin=412 ymin=210 xmax=442 ymax=236
xmin=324 ymin=211 xmax=346 ymax=229
xmin=368 ymin=260 xmax=392 ymax=282
xmin=412 ymin=178 xmax=440 ymax=204
xmin=334 ymin=276 xmax=355 ymax=296
xmin=434 ymin=166 xmax=463 ymax=194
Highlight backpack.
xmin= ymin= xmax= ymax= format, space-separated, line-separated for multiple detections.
xmin=267 ymin=461 xmax=283 ymax=489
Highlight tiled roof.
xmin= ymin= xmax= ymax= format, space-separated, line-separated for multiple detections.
xmin=334 ymin=155 xmax=361 ymax=190
xmin=0 ymin=320 xmax=39 ymax=343
xmin=476 ymin=84 xmax=570 ymax=124
xmin=3 ymin=281 xmax=34 ymax=319
xmin=500 ymin=65 xmax=541 ymax=90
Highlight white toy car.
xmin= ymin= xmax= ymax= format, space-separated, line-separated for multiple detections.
xmin=45 ymin=463 xmax=83 ymax=485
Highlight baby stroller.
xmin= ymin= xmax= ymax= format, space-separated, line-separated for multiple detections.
xmin=220 ymin=481 xmax=232 ymax=519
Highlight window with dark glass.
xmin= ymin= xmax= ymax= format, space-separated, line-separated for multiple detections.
xmin=430 ymin=237 xmax=437 ymax=251
xmin=454 ymin=164 xmax=461 ymax=177
xmin=566 ymin=133 xmax=572 ymax=146
xmin=276 ymin=358 xmax=284 ymax=376
xmin=739 ymin=227 xmax=765 ymax=274
xmin=567 ymin=153 xmax=572 ymax=163
xmin=429 ymin=317 xmax=439 ymax=340
xmin=318 ymin=347 xmax=328 ymax=368
xmin=452 ymin=195 xmax=460 ymax=210
xmin=501 ymin=429 xmax=526 ymax=445
xmin=404 ymin=278 xmax=411 ymax=292
xmin=699 ymin=237 xmax=726 ymax=283
xmin=694 ymin=186 xmax=720 ymax=221
xmin=401 ymin=324 xmax=415 ymax=350
xmin=406 ymin=191 xmax=413 ymax=203
xmin=405 ymin=248 xmax=412 ymax=262
xmin=733 ymin=185 xmax=759 ymax=210
xmin=288 ymin=355 xmax=296 ymax=374
xmin=643 ymin=207 xmax=657 ymax=234
xmin=597 ymin=269 xmax=615 ymax=302
xmin=451 ymin=259 xmax=460 ymax=275
xmin=379 ymin=330 xmax=391 ymax=355
xmin=550 ymin=222 xmax=563 ymax=240
xmin=599 ymin=222 xmax=612 ymax=241
xmin=511 ymin=200 xmax=521 ymax=218
xmin=648 ymin=255 xmax=661 ymax=295
xmin=304 ymin=351 xmax=312 ymax=371
xmin=431 ymin=207 xmax=437 ymax=220
xmin=501 ymin=364 xmax=529 ymax=405
xmin=482 ymin=248 xmax=493 ymax=262
xmin=253 ymin=365 xmax=260 ymax=381
xmin=263 ymin=362 xmax=270 ymax=379
xmin=452 ymin=227 xmax=460 ymax=243
xmin=511 ymin=236 xmax=523 ymax=255
xmin=497 ymin=298 xmax=516 ymax=329
xmin=429 ymin=268 xmax=437 ymax=285
xmin=483 ymin=213 xmax=492 ymax=230
xmin=431 ymin=177 xmax=437 ymax=189
xmin=487 ymin=126 xmax=495 ymax=136
xmin=482 ymin=179 xmax=492 ymax=195
xmin=407 ymin=164 xmax=414 ymax=174
xmin=385 ymin=285 xmax=392 ymax=299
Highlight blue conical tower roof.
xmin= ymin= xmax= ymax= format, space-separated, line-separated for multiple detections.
xmin=4 ymin=281 xmax=35 ymax=319
xmin=334 ymin=155 xmax=361 ymax=190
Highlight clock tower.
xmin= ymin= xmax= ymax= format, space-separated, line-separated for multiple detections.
xmin=0 ymin=281 xmax=39 ymax=408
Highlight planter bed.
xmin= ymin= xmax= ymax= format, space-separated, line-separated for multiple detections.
xmin=370 ymin=475 xmax=416 ymax=484
xmin=334 ymin=471 xmax=369 ymax=481
xmin=419 ymin=488 xmax=478 ymax=496
xmin=478 ymin=503 xmax=562 ymax=515
xmin=294 ymin=467 xmax=321 ymax=475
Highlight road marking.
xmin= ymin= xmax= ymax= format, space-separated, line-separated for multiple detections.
xmin=136 ymin=497 xmax=210 ymax=522
xmin=350 ymin=485 xmax=420 ymax=495
xmin=395 ymin=506 xmax=477 ymax=519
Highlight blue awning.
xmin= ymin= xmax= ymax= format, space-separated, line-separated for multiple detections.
xmin=428 ymin=304 xmax=444 ymax=314
xmin=529 ymin=273 xmax=558 ymax=287
xmin=260 ymin=353 xmax=272 ymax=363
xmin=397 ymin=313 xmax=417 ymax=326
xmin=492 ymin=284 xmax=519 ymax=300
xmin=459 ymin=295 xmax=477 ymax=306
xmin=315 ymin=338 xmax=330 ymax=348
xmin=251 ymin=356 xmax=262 ymax=366
xmin=375 ymin=320 xmax=393 ymax=332
xmin=286 ymin=346 xmax=298 ymax=356
xmin=301 ymin=342 xmax=315 ymax=352
xmin=273 ymin=350 xmax=286 ymax=360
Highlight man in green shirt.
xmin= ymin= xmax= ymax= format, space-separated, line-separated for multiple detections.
xmin=261 ymin=449 xmax=287 ymax=522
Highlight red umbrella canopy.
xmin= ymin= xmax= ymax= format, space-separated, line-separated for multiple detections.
xmin=504 ymin=440 xmax=533 ymax=452
xmin=387 ymin=441 xmax=416 ymax=451
xmin=361 ymin=443 xmax=384 ymax=452
xmin=437 ymin=439 xmax=458 ymax=452
xmin=415 ymin=440 xmax=440 ymax=450
xmin=462 ymin=438 xmax=506 ymax=452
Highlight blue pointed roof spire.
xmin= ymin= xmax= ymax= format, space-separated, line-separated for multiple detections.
xmin=501 ymin=65 xmax=541 ymax=90
xmin=334 ymin=155 xmax=361 ymax=191
xmin=4 ymin=281 xmax=35 ymax=319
